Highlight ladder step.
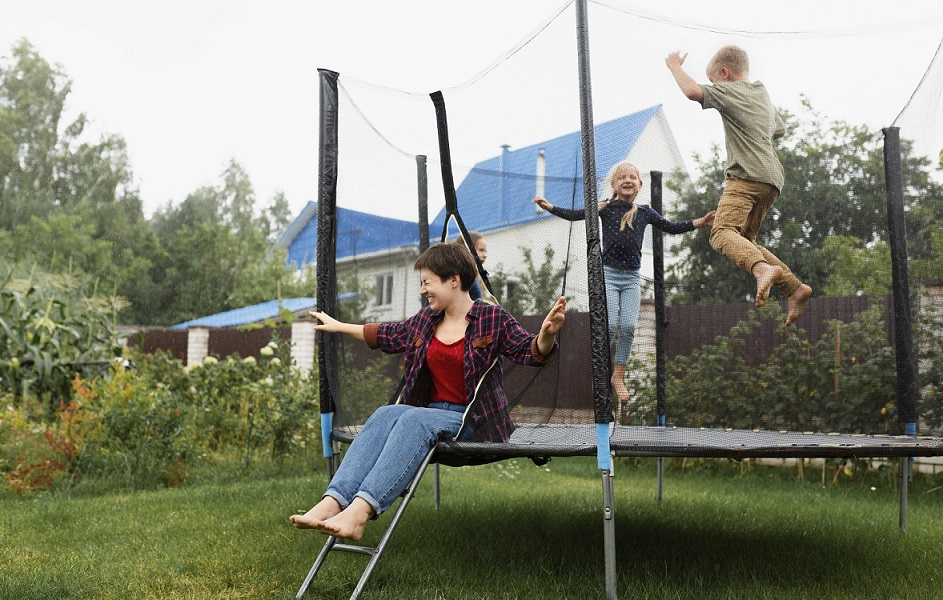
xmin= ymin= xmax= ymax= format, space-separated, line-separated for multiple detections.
xmin=331 ymin=542 xmax=377 ymax=557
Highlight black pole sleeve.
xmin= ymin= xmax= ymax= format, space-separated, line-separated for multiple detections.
xmin=882 ymin=127 xmax=918 ymax=430
xmin=316 ymin=69 xmax=339 ymax=416
xmin=651 ymin=171 xmax=666 ymax=425
xmin=428 ymin=92 xmax=494 ymax=296
xmin=417 ymin=155 xmax=429 ymax=254
xmin=430 ymin=91 xmax=459 ymax=216
xmin=575 ymin=0 xmax=612 ymax=424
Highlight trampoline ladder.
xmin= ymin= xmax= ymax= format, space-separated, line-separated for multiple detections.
xmin=295 ymin=445 xmax=438 ymax=600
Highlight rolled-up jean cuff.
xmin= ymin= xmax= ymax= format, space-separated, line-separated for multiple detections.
xmin=322 ymin=489 xmax=350 ymax=510
xmin=354 ymin=492 xmax=381 ymax=519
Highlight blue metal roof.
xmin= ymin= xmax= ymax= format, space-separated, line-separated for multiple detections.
xmin=278 ymin=204 xmax=420 ymax=270
xmin=274 ymin=105 xmax=663 ymax=265
xmin=432 ymin=106 xmax=661 ymax=236
xmin=171 ymin=297 xmax=317 ymax=329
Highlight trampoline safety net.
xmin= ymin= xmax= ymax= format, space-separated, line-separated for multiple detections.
xmin=303 ymin=1 xmax=943 ymax=460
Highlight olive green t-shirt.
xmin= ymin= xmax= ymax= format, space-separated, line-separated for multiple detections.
xmin=700 ymin=80 xmax=785 ymax=192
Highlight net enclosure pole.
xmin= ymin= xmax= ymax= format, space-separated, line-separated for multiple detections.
xmin=883 ymin=126 xmax=917 ymax=533
xmin=417 ymin=153 xmax=441 ymax=507
xmin=417 ymin=155 xmax=430 ymax=255
xmin=651 ymin=171 xmax=666 ymax=505
xmin=316 ymin=69 xmax=340 ymax=478
xmin=574 ymin=1 xmax=617 ymax=598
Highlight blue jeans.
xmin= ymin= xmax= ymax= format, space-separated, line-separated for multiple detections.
xmin=325 ymin=402 xmax=464 ymax=516
xmin=604 ymin=265 xmax=641 ymax=365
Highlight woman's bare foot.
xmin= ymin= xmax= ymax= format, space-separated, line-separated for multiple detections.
xmin=752 ymin=263 xmax=783 ymax=308
xmin=611 ymin=364 xmax=630 ymax=403
xmin=290 ymin=496 xmax=343 ymax=530
xmin=316 ymin=498 xmax=374 ymax=541
xmin=785 ymin=284 xmax=812 ymax=326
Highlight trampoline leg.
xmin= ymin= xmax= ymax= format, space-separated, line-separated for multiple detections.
xmin=899 ymin=457 xmax=911 ymax=533
xmin=656 ymin=457 xmax=664 ymax=506
xmin=601 ymin=469 xmax=617 ymax=600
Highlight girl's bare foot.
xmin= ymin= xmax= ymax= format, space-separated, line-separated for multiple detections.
xmin=785 ymin=284 xmax=812 ymax=326
xmin=611 ymin=364 xmax=629 ymax=403
xmin=752 ymin=263 xmax=783 ymax=308
xmin=290 ymin=497 xmax=342 ymax=530
xmin=316 ymin=498 xmax=374 ymax=541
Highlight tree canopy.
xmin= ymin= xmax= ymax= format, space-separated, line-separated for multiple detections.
xmin=3 ymin=40 xmax=942 ymax=327
xmin=666 ymin=98 xmax=943 ymax=305
xmin=0 ymin=40 xmax=305 ymax=326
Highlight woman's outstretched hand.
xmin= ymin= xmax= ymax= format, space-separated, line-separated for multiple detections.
xmin=309 ymin=310 xmax=342 ymax=332
xmin=535 ymin=296 xmax=566 ymax=358
xmin=532 ymin=196 xmax=553 ymax=211
xmin=309 ymin=310 xmax=366 ymax=341
xmin=541 ymin=296 xmax=567 ymax=337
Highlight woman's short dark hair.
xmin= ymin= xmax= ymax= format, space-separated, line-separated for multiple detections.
xmin=414 ymin=243 xmax=477 ymax=291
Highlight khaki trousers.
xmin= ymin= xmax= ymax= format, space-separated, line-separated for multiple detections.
xmin=709 ymin=177 xmax=801 ymax=296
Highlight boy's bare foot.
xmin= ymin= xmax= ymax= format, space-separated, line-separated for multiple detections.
xmin=785 ymin=284 xmax=812 ymax=327
xmin=290 ymin=497 xmax=342 ymax=530
xmin=316 ymin=498 xmax=374 ymax=541
xmin=752 ymin=263 xmax=783 ymax=308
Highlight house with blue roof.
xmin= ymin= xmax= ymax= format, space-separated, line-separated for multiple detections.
xmin=273 ymin=104 xmax=688 ymax=321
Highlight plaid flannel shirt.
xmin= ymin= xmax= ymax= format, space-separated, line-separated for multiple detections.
xmin=362 ymin=300 xmax=557 ymax=443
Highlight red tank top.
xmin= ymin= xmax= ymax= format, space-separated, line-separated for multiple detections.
xmin=426 ymin=336 xmax=466 ymax=405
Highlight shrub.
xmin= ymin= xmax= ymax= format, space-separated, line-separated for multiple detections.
xmin=666 ymin=301 xmax=898 ymax=434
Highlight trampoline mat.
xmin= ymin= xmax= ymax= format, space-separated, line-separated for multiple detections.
xmin=334 ymin=424 xmax=943 ymax=462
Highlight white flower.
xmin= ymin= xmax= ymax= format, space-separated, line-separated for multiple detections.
xmin=203 ymin=356 xmax=218 ymax=365
xmin=263 ymin=377 xmax=274 ymax=386
xmin=266 ymin=341 xmax=279 ymax=349
xmin=243 ymin=356 xmax=257 ymax=365
xmin=270 ymin=357 xmax=281 ymax=366
xmin=260 ymin=346 xmax=274 ymax=356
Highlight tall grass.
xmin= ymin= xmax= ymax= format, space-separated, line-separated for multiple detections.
xmin=1 ymin=457 xmax=941 ymax=599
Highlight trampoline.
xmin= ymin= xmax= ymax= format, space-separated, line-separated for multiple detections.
xmin=294 ymin=2 xmax=943 ymax=598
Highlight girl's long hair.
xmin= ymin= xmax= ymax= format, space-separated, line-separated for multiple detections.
xmin=602 ymin=160 xmax=641 ymax=231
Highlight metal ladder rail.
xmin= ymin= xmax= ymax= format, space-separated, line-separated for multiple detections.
xmin=295 ymin=445 xmax=438 ymax=600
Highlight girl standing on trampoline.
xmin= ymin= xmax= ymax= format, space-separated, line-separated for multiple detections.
xmin=290 ymin=243 xmax=566 ymax=541
xmin=533 ymin=160 xmax=713 ymax=403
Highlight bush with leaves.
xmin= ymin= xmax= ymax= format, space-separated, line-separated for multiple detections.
xmin=72 ymin=361 xmax=194 ymax=490
xmin=666 ymin=301 xmax=898 ymax=434
xmin=173 ymin=334 xmax=318 ymax=464
xmin=916 ymin=289 xmax=943 ymax=433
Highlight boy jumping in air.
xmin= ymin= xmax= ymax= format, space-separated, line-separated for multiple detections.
xmin=666 ymin=46 xmax=812 ymax=326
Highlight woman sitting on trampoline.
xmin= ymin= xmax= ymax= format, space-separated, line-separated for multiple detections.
xmin=290 ymin=242 xmax=567 ymax=541
xmin=533 ymin=160 xmax=714 ymax=403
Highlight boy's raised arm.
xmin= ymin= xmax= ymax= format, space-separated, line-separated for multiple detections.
xmin=665 ymin=51 xmax=703 ymax=102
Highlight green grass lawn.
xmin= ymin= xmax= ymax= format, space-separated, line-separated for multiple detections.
xmin=2 ymin=457 xmax=942 ymax=599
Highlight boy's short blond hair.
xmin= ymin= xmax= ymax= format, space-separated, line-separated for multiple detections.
xmin=707 ymin=45 xmax=749 ymax=78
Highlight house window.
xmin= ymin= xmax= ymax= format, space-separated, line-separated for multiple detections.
xmin=375 ymin=273 xmax=394 ymax=306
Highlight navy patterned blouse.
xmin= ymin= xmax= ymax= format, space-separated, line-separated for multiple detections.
xmin=548 ymin=200 xmax=694 ymax=271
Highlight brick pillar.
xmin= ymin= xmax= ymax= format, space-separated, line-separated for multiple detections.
xmin=291 ymin=320 xmax=315 ymax=377
xmin=186 ymin=327 xmax=210 ymax=366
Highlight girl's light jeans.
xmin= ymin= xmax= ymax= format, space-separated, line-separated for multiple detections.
xmin=604 ymin=265 xmax=641 ymax=365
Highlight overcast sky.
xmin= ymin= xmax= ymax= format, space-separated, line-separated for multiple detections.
xmin=3 ymin=0 xmax=942 ymax=221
